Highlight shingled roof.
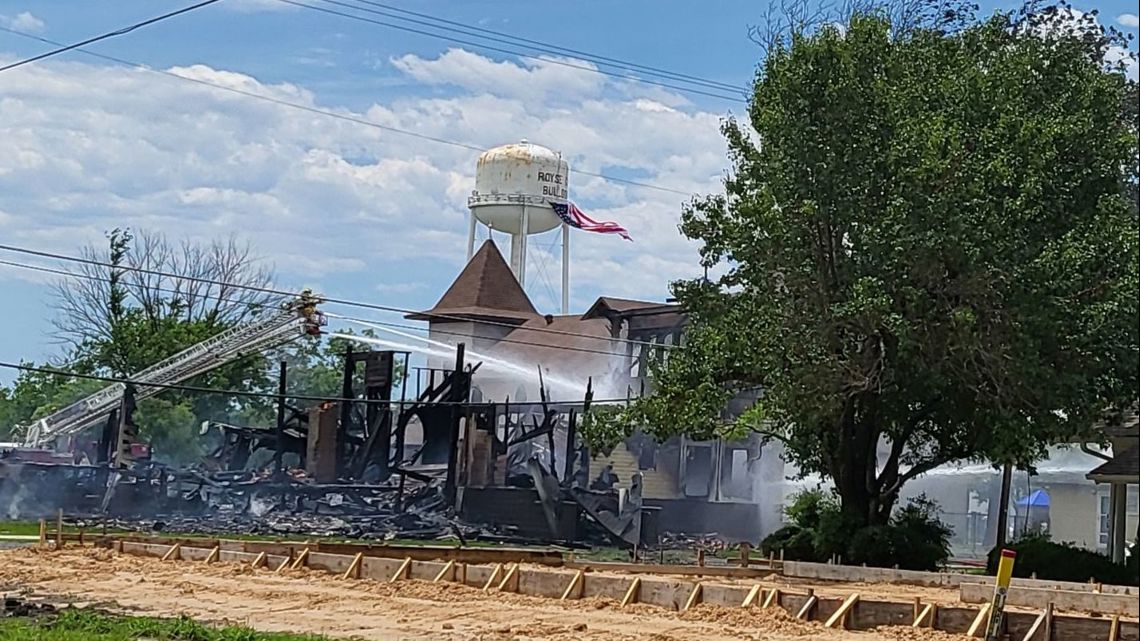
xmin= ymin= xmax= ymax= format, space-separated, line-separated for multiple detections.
xmin=1086 ymin=444 xmax=1140 ymax=484
xmin=406 ymin=240 xmax=538 ymax=324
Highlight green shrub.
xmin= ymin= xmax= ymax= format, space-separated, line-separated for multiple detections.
xmin=759 ymin=524 xmax=818 ymax=560
xmin=762 ymin=490 xmax=952 ymax=571
xmin=988 ymin=533 xmax=1139 ymax=586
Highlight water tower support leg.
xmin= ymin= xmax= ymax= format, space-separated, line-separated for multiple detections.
xmin=561 ymin=223 xmax=570 ymax=314
xmin=467 ymin=211 xmax=478 ymax=261
xmin=518 ymin=205 xmax=529 ymax=287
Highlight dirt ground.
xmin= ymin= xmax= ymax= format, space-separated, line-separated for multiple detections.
xmin=0 ymin=548 xmax=955 ymax=641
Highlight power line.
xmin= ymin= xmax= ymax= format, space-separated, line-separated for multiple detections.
xmin=343 ymin=0 xmax=747 ymax=94
xmin=0 ymin=361 xmax=629 ymax=407
xmin=282 ymin=0 xmax=744 ymax=102
xmin=0 ymin=0 xmax=225 ymax=73
xmin=0 ymin=26 xmax=694 ymax=197
xmin=0 ymin=243 xmax=680 ymax=351
xmin=0 ymin=257 xmax=643 ymax=359
xmin=298 ymin=0 xmax=747 ymax=98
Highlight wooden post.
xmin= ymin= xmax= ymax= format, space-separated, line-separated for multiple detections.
xmin=696 ymin=549 xmax=705 ymax=567
xmin=620 ymin=577 xmax=641 ymax=607
xmin=482 ymin=564 xmax=503 ymax=592
xmin=796 ymin=590 xmax=818 ymax=621
xmin=205 ymin=546 xmax=220 ymax=564
xmin=55 ymin=509 xmax=63 ymax=550
xmin=458 ymin=563 xmax=467 ymax=586
xmin=560 ymin=570 xmax=584 ymax=601
xmin=433 ymin=560 xmax=455 ymax=583
xmin=38 ymin=519 xmax=46 ymax=547
xmin=496 ymin=563 xmax=519 ymax=593
xmin=913 ymin=597 xmax=922 ymax=621
xmin=1021 ymin=611 xmax=1046 ymax=641
xmin=825 ymin=593 xmax=859 ymax=629
xmin=741 ymin=584 xmax=763 ymax=608
xmin=289 ymin=548 xmax=310 ymax=571
xmin=1043 ymin=602 xmax=1053 ymax=641
xmin=913 ymin=604 xmax=935 ymax=628
xmin=342 ymin=553 xmax=364 ymax=580
xmin=77 ymin=527 xmax=84 ymax=547
xmin=967 ymin=603 xmax=992 ymax=637
xmin=161 ymin=542 xmax=182 ymax=562
xmin=389 ymin=557 xmax=412 ymax=582
xmin=1108 ymin=615 xmax=1120 ymax=641
xmin=683 ymin=583 xmax=703 ymax=611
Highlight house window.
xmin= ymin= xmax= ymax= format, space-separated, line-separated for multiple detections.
xmin=1098 ymin=494 xmax=1110 ymax=548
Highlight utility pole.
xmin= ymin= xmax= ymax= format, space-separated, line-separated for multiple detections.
xmin=995 ymin=462 xmax=1013 ymax=548
xmin=274 ymin=360 xmax=287 ymax=477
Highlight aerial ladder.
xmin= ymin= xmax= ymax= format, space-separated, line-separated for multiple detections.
xmin=20 ymin=290 xmax=325 ymax=452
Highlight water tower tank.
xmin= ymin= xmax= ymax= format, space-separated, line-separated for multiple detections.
xmin=468 ymin=140 xmax=567 ymax=235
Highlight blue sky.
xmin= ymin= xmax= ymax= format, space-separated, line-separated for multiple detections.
xmin=1 ymin=0 xmax=1137 ymax=383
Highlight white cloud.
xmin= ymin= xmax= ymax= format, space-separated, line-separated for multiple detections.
xmin=0 ymin=11 xmax=44 ymax=33
xmin=0 ymin=51 xmax=728 ymax=316
xmin=1118 ymin=14 xmax=1139 ymax=29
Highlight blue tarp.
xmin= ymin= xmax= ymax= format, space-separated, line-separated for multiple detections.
xmin=1017 ymin=489 xmax=1050 ymax=507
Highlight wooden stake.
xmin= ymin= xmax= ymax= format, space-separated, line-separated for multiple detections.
xmin=560 ymin=570 xmax=584 ymax=601
xmin=38 ymin=519 xmax=46 ymax=546
xmin=795 ymin=593 xmax=818 ymax=621
xmin=761 ymin=588 xmax=780 ymax=609
xmin=55 ymin=509 xmax=63 ymax=550
xmin=1108 ymin=615 xmax=1120 ymax=641
xmin=825 ymin=593 xmax=859 ymax=629
xmin=482 ymin=564 xmax=503 ymax=592
xmin=433 ymin=560 xmax=455 ymax=583
xmin=741 ymin=584 xmax=763 ymax=608
xmin=912 ymin=604 xmax=934 ymax=628
xmin=205 ymin=546 xmax=220 ymax=564
xmin=913 ymin=596 xmax=921 ymax=621
xmin=683 ymin=583 xmax=703 ymax=611
xmin=458 ymin=563 xmax=467 ymax=586
xmin=1021 ymin=610 xmax=1046 ymax=641
xmin=1043 ymin=602 xmax=1053 ymax=640
xmin=696 ymin=549 xmax=705 ymax=567
xmin=290 ymin=548 xmax=310 ymax=571
xmin=274 ymin=556 xmax=291 ymax=573
xmin=966 ymin=603 xmax=992 ymax=637
xmin=342 ymin=553 xmax=364 ymax=580
xmin=496 ymin=563 xmax=519 ymax=592
xmin=161 ymin=542 xmax=182 ymax=562
xmin=389 ymin=557 xmax=412 ymax=582
xmin=250 ymin=552 xmax=267 ymax=569
xmin=620 ymin=577 xmax=641 ymax=608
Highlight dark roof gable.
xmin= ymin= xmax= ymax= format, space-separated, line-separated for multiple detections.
xmin=406 ymin=240 xmax=537 ymax=323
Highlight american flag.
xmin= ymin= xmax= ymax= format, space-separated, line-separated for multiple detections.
xmin=550 ymin=201 xmax=632 ymax=241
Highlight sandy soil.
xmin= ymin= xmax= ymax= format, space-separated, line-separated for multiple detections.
xmin=0 ymin=548 xmax=953 ymax=641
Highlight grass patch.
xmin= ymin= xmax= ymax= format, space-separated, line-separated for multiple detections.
xmin=0 ymin=609 xmax=337 ymax=640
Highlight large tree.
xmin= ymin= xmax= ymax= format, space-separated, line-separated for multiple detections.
xmin=629 ymin=2 xmax=1139 ymax=527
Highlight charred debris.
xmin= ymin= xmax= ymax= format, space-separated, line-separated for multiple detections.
xmin=0 ymin=344 xmax=653 ymax=549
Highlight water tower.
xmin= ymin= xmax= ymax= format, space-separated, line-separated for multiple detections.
xmin=467 ymin=140 xmax=571 ymax=313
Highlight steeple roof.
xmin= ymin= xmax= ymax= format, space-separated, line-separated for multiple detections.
xmin=406 ymin=240 xmax=537 ymax=323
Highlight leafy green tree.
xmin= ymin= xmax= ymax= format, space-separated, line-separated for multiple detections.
xmin=624 ymin=2 xmax=1139 ymax=527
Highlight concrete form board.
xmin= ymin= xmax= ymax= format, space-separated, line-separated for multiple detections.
xmin=960 ymin=582 xmax=1139 ymax=617
xmin=106 ymin=542 xmax=1138 ymax=640
xmin=518 ymin=568 xmax=574 ymax=598
xmin=783 ymin=560 xmax=1139 ymax=594
xmin=700 ymin=583 xmax=749 ymax=608
xmin=580 ymin=574 xmax=632 ymax=601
